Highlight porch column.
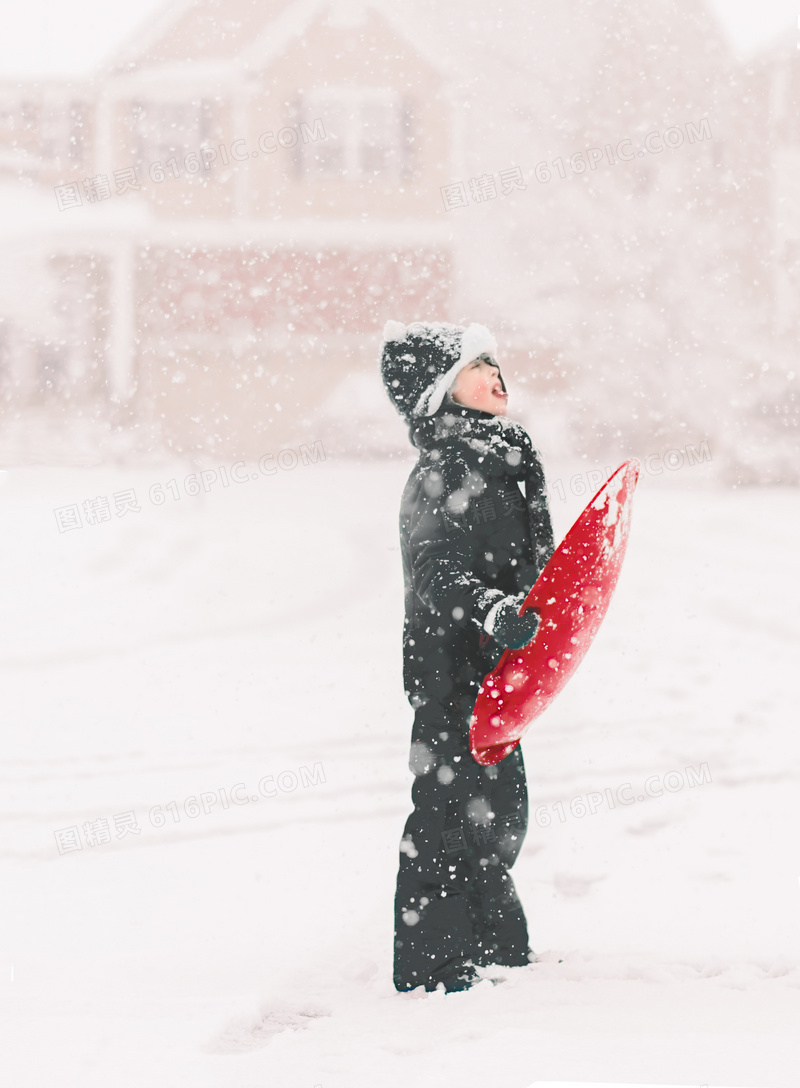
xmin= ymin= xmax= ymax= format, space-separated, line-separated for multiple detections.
xmin=107 ymin=239 xmax=136 ymax=402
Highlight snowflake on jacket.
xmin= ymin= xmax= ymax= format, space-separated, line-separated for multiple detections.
xmin=399 ymin=399 xmax=555 ymax=712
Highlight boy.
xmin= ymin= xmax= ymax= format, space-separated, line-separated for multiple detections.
xmin=378 ymin=319 xmax=555 ymax=994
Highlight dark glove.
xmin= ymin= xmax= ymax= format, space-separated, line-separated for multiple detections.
xmin=483 ymin=592 xmax=540 ymax=650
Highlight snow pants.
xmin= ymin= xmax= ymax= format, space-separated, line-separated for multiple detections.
xmin=393 ymin=696 xmax=531 ymax=992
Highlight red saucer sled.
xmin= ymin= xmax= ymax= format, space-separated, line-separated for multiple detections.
xmin=469 ymin=459 xmax=641 ymax=766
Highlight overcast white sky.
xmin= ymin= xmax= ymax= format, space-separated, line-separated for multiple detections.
xmin=0 ymin=0 xmax=797 ymax=79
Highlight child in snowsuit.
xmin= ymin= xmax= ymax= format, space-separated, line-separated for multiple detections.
xmin=378 ymin=319 xmax=555 ymax=994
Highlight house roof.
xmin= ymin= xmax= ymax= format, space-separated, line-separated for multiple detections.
xmin=100 ymin=0 xmax=736 ymax=138
xmin=104 ymin=0 xmax=452 ymax=80
xmin=106 ymin=0 xmax=289 ymax=72
xmin=239 ymin=1 xmax=453 ymax=80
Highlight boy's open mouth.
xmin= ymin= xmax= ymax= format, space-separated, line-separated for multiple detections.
xmin=492 ymin=383 xmax=507 ymax=399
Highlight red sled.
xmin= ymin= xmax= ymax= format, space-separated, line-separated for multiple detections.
xmin=469 ymin=458 xmax=641 ymax=766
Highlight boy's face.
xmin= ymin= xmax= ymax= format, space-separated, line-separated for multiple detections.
xmin=448 ymin=356 xmax=508 ymax=415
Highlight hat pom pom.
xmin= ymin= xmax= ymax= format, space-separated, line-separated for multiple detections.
xmin=382 ymin=320 xmax=407 ymax=343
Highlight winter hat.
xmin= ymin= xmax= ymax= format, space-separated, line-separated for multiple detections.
xmin=378 ymin=320 xmax=506 ymax=424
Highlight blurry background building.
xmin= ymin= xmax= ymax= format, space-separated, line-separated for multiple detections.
xmin=0 ymin=0 xmax=797 ymax=479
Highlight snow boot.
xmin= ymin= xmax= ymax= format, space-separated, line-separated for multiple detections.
xmin=424 ymin=959 xmax=481 ymax=993
xmin=473 ymin=942 xmax=537 ymax=968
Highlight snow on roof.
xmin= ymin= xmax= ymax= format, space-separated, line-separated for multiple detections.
xmin=98 ymin=59 xmax=247 ymax=96
xmin=102 ymin=0 xmax=457 ymax=84
xmin=236 ymin=0 xmax=453 ymax=80
xmin=104 ymin=0 xmax=302 ymax=76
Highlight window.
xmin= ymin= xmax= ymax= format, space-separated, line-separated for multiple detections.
xmin=0 ymin=96 xmax=39 ymax=161
xmin=299 ymin=87 xmax=412 ymax=180
xmin=40 ymin=100 xmax=86 ymax=164
xmin=45 ymin=255 xmax=106 ymax=399
xmin=130 ymin=99 xmax=215 ymax=170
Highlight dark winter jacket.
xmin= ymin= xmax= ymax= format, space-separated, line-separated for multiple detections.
xmin=399 ymin=397 xmax=555 ymax=720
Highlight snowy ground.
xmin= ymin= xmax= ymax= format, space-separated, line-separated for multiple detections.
xmin=1 ymin=452 xmax=798 ymax=1088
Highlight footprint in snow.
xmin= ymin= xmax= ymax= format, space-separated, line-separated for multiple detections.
xmin=553 ymin=872 xmax=606 ymax=898
xmin=205 ymin=1001 xmax=332 ymax=1054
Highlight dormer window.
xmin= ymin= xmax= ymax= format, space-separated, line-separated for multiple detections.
xmin=130 ymin=98 xmax=215 ymax=170
xmin=299 ymin=87 xmax=412 ymax=180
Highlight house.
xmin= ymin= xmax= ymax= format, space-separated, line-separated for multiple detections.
xmin=0 ymin=0 xmax=461 ymax=459
xmin=0 ymin=0 xmax=795 ymax=475
xmin=757 ymin=33 xmax=800 ymax=340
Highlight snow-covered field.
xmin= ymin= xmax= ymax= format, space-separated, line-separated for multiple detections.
xmin=1 ymin=453 xmax=798 ymax=1088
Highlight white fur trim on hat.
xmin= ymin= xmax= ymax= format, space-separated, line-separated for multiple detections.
xmin=414 ymin=323 xmax=498 ymax=417
xmin=382 ymin=320 xmax=407 ymax=342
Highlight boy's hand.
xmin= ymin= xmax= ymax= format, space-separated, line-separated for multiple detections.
xmin=483 ymin=592 xmax=540 ymax=650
